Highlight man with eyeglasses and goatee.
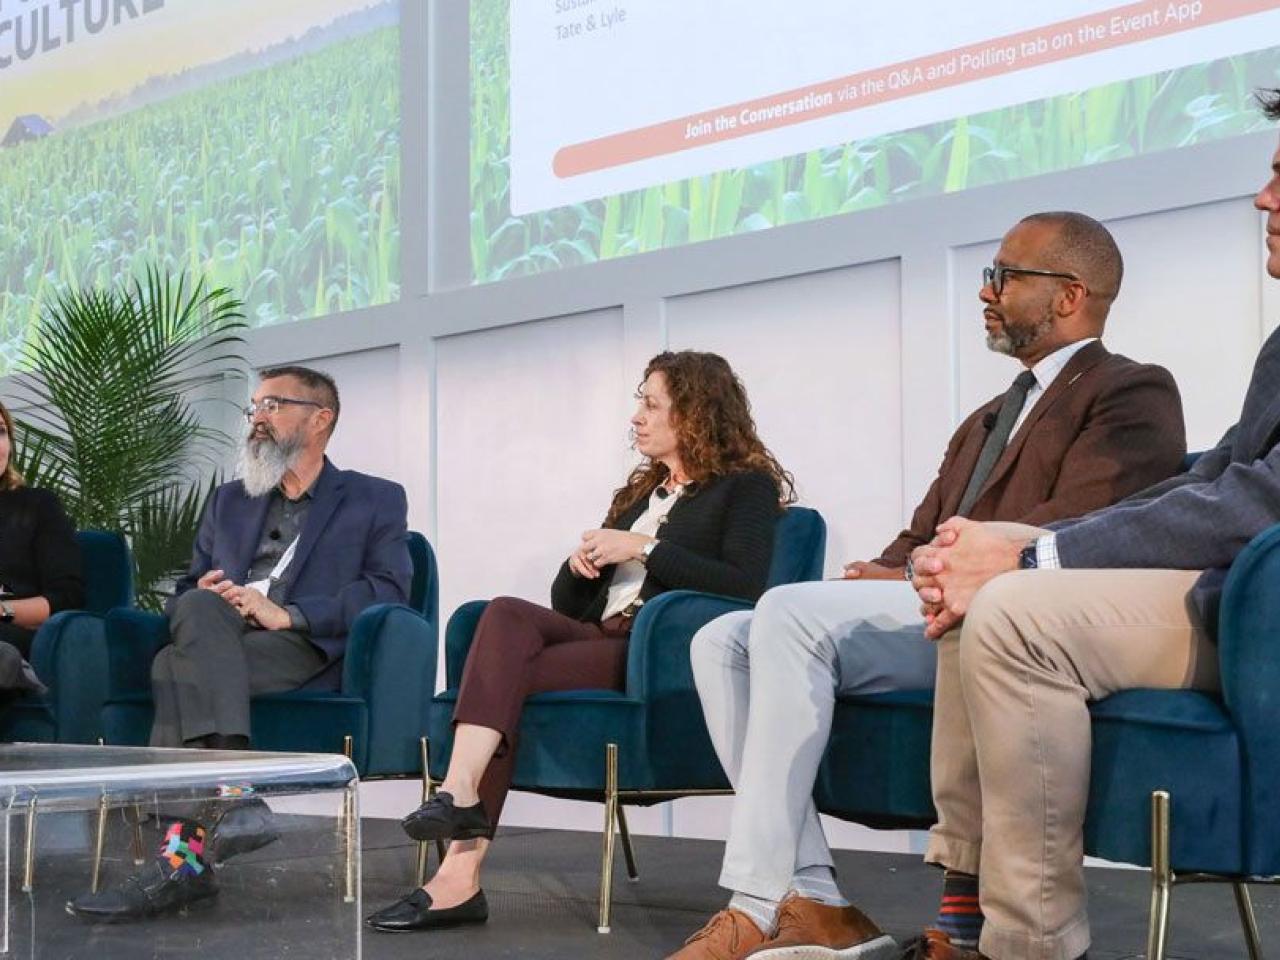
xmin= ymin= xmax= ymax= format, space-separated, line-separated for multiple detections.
xmin=68 ymin=364 xmax=411 ymax=924
xmin=670 ymin=211 xmax=1186 ymax=960
xmin=898 ymin=88 xmax=1280 ymax=960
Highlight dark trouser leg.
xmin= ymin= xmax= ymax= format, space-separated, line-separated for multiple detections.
xmin=150 ymin=589 xmax=324 ymax=748
xmin=151 ymin=590 xmax=250 ymax=747
xmin=0 ymin=623 xmax=36 ymax=660
xmin=452 ymin=597 xmax=628 ymax=828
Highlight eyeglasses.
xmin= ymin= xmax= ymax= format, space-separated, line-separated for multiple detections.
xmin=983 ymin=264 xmax=1081 ymax=297
xmin=242 ymin=396 xmax=325 ymax=423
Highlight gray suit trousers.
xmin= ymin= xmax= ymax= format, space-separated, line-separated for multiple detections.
xmin=150 ymin=588 xmax=325 ymax=748
xmin=690 ymin=578 xmax=937 ymax=901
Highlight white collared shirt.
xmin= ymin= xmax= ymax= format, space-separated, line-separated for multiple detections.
xmin=601 ymin=484 xmax=683 ymax=621
xmin=1010 ymin=337 xmax=1097 ymax=437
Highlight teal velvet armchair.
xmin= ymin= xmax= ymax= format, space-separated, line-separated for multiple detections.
xmin=815 ymin=516 xmax=1280 ymax=960
xmin=428 ymin=506 xmax=826 ymax=931
xmin=99 ymin=531 xmax=438 ymax=777
xmin=1 ymin=530 xmax=134 ymax=744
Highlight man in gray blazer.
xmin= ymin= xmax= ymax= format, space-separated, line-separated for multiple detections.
xmin=901 ymin=89 xmax=1280 ymax=960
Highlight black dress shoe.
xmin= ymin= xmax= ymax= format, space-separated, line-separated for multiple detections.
xmin=210 ymin=797 xmax=279 ymax=864
xmin=400 ymin=792 xmax=491 ymax=843
xmin=365 ymin=888 xmax=488 ymax=932
xmin=65 ymin=861 xmax=218 ymax=923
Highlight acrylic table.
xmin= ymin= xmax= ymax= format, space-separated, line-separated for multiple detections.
xmin=0 ymin=743 xmax=359 ymax=959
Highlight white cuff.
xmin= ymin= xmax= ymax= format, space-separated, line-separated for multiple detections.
xmin=1035 ymin=533 xmax=1061 ymax=570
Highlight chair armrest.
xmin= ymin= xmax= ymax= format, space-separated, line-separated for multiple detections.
xmin=624 ymin=590 xmax=754 ymax=789
xmin=443 ymin=601 xmax=489 ymax=690
xmin=625 ymin=590 xmax=753 ymax=701
xmin=29 ymin=611 xmax=110 ymax=744
xmin=341 ymin=603 xmax=437 ymax=774
xmin=104 ymin=608 xmax=170 ymax=697
xmin=342 ymin=603 xmax=437 ymax=701
xmin=1216 ymin=521 xmax=1280 ymax=871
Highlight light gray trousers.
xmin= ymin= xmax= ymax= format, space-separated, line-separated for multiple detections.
xmin=690 ymin=578 xmax=937 ymax=901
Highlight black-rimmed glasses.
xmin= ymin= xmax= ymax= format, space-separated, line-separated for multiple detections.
xmin=242 ymin=396 xmax=325 ymax=423
xmin=983 ymin=264 xmax=1081 ymax=297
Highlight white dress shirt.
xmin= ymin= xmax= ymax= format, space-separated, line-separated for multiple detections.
xmin=601 ymin=484 xmax=683 ymax=620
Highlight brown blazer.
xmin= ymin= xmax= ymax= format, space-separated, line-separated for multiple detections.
xmin=875 ymin=340 xmax=1186 ymax=568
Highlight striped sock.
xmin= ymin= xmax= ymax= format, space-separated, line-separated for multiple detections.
xmin=935 ymin=870 xmax=983 ymax=947
xmin=789 ymin=865 xmax=850 ymax=907
xmin=728 ymin=892 xmax=780 ymax=935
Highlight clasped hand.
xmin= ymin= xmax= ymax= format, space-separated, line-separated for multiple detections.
xmin=908 ymin=518 xmax=1024 ymax=639
xmin=568 ymin=529 xmax=653 ymax=579
xmin=197 ymin=569 xmax=292 ymax=630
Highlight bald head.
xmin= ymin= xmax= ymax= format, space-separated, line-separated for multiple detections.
xmin=1018 ymin=211 xmax=1123 ymax=318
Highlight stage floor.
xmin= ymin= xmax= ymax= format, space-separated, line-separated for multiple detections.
xmin=58 ymin=816 xmax=1280 ymax=958
xmin=359 ymin=820 xmax=1277 ymax=960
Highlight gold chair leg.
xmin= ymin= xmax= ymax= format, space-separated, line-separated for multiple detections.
xmin=414 ymin=736 xmax=447 ymax=886
xmin=21 ymin=799 xmax=37 ymax=893
xmin=90 ymin=792 xmax=109 ymax=894
xmin=1146 ymin=790 xmax=1172 ymax=960
xmin=342 ymin=735 xmax=356 ymax=903
xmin=343 ymin=782 xmax=358 ymax=904
xmin=128 ymin=804 xmax=146 ymax=865
xmin=1233 ymin=881 xmax=1263 ymax=960
xmin=617 ymin=805 xmax=639 ymax=882
xmin=598 ymin=743 xmax=619 ymax=934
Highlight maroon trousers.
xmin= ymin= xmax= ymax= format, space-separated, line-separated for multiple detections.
xmin=452 ymin=596 xmax=630 ymax=829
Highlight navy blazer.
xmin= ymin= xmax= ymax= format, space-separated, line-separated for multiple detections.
xmin=1053 ymin=325 xmax=1280 ymax=638
xmin=171 ymin=458 xmax=412 ymax=661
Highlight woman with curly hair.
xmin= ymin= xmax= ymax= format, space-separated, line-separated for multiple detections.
xmin=367 ymin=350 xmax=795 ymax=933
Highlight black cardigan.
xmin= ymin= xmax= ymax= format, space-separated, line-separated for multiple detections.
xmin=0 ymin=487 xmax=84 ymax=613
xmin=550 ymin=470 xmax=781 ymax=623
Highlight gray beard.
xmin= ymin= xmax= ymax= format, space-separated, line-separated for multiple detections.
xmin=986 ymin=311 xmax=1054 ymax=357
xmin=237 ymin=433 xmax=303 ymax=498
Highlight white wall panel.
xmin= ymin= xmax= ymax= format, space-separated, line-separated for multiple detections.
xmin=434 ymin=309 xmax=629 ymax=630
xmin=667 ymin=262 xmax=904 ymax=574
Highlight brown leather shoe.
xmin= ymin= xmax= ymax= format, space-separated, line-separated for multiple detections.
xmin=744 ymin=894 xmax=898 ymax=958
xmin=666 ymin=909 xmax=768 ymax=960
xmin=898 ymin=928 xmax=985 ymax=959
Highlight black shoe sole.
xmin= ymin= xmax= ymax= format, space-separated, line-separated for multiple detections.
xmin=400 ymin=817 xmax=492 ymax=843
xmin=365 ymin=911 xmax=488 ymax=934
xmin=65 ymin=889 xmax=219 ymax=924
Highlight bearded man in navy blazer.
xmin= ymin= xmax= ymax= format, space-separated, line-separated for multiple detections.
xmin=68 ymin=364 xmax=411 ymax=922
xmin=150 ymin=363 xmax=413 ymax=749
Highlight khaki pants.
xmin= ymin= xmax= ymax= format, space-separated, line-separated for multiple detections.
xmin=925 ymin=524 xmax=1220 ymax=960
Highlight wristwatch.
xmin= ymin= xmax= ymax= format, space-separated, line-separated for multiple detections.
xmin=0 ymin=601 xmax=15 ymax=623
xmin=639 ymin=539 xmax=659 ymax=565
xmin=1018 ymin=542 xmax=1039 ymax=570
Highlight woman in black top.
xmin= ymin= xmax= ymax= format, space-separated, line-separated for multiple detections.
xmin=368 ymin=351 xmax=795 ymax=933
xmin=0 ymin=401 xmax=84 ymax=700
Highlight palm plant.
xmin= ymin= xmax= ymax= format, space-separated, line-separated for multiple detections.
xmin=11 ymin=269 xmax=247 ymax=611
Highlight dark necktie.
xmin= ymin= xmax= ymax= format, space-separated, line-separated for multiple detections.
xmin=956 ymin=369 xmax=1037 ymax=517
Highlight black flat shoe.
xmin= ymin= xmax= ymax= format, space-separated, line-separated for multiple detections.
xmin=365 ymin=888 xmax=488 ymax=932
xmin=400 ymin=792 xmax=491 ymax=843
xmin=65 ymin=861 xmax=218 ymax=923
xmin=210 ymin=797 xmax=279 ymax=864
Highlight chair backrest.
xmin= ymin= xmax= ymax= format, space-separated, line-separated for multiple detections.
xmin=406 ymin=531 xmax=438 ymax=621
xmin=765 ymin=507 xmax=827 ymax=587
xmin=76 ymin=530 xmax=134 ymax=614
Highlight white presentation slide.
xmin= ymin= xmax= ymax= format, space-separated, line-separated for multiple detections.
xmin=509 ymin=0 xmax=1280 ymax=214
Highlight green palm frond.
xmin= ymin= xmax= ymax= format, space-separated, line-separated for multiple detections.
xmin=11 ymin=268 xmax=246 ymax=610
xmin=132 ymin=477 xmax=221 ymax=613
